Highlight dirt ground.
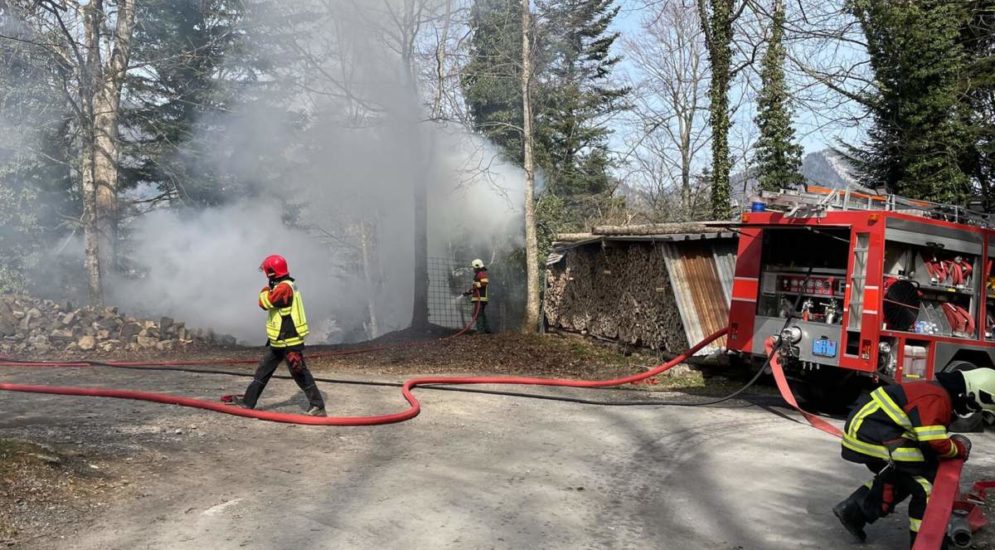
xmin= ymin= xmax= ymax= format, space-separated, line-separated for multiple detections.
xmin=1 ymin=332 xmax=994 ymax=549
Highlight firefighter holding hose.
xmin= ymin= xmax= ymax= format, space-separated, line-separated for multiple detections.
xmin=229 ymin=255 xmax=327 ymax=416
xmin=833 ymin=368 xmax=995 ymax=547
xmin=462 ymin=259 xmax=491 ymax=334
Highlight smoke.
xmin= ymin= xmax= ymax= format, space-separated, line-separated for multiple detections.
xmin=102 ymin=1 xmax=525 ymax=343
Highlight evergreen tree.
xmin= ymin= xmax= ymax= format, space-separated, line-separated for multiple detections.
xmin=121 ymin=0 xmax=254 ymax=206
xmin=753 ymin=0 xmax=802 ymax=192
xmin=847 ymin=0 xmax=974 ymax=204
xmin=534 ymin=0 xmax=629 ymax=215
xmin=962 ymin=0 xmax=995 ymax=210
xmin=462 ymin=0 xmax=629 ymax=227
xmin=461 ymin=0 xmax=524 ymax=164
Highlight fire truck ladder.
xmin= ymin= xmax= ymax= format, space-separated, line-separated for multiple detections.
xmin=757 ymin=184 xmax=989 ymax=226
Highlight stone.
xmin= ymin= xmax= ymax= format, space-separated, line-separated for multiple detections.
xmin=96 ymin=330 xmax=110 ymax=340
xmin=136 ymin=335 xmax=158 ymax=349
xmin=99 ymin=342 xmax=116 ymax=353
xmin=160 ymin=316 xmax=174 ymax=334
xmin=78 ymin=336 xmax=96 ymax=351
xmin=156 ymin=340 xmax=175 ymax=352
xmin=121 ymin=322 xmax=142 ymax=340
xmin=60 ymin=312 xmax=76 ymax=326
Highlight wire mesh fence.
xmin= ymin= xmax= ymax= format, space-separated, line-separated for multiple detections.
xmin=428 ymin=256 xmax=524 ymax=332
xmin=428 ymin=257 xmax=475 ymax=329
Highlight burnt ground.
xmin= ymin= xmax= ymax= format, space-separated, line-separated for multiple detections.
xmin=0 ymin=331 xmax=993 ymax=549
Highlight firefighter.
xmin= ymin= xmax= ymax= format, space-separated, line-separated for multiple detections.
xmin=462 ymin=259 xmax=491 ymax=333
xmin=832 ymin=368 xmax=995 ymax=547
xmin=229 ymin=255 xmax=327 ymax=416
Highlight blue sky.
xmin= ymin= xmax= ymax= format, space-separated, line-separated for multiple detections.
xmin=610 ymin=0 xmax=868 ymax=159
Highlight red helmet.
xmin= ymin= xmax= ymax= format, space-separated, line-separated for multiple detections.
xmin=259 ymin=254 xmax=289 ymax=278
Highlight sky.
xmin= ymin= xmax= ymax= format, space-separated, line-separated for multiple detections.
xmin=612 ymin=0 xmax=869 ymax=159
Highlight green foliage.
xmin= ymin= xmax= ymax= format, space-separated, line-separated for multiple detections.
xmin=963 ymin=0 xmax=995 ymax=210
xmin=121 ymin=0 xmax=256 ymax=205
xmin=701 ymin=0 xmax=735 ymax=219
xmin=753 ymin=0 xmax=803 ymax=192
xmin=846 ymin=0 xmax=975 ymax=204
xmin=461 ymin=0 xmax=525 ymax=165
xmin=462 ymin=0 xmax=629 ymax=232
xmin=0 ymin=9 xmax=78 ymax=292
xmin=534 ymin=0 xmax=630 ymax=208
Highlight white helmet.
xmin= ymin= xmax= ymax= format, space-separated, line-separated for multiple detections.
xmin=961 ymin=368 xmax=995 ymax=413
xmin=471 ymin=259 xmax=485 ymax=269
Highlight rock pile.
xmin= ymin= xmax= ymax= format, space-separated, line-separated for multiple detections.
xmin=0 ymin=294 xmax=237 ymax=356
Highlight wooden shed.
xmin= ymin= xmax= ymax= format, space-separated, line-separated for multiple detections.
xmin=543 ymin=223 xmax=737 ymax=355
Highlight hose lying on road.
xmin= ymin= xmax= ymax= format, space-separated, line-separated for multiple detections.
xmin=0 ymin=328 xmax=728 ymax=426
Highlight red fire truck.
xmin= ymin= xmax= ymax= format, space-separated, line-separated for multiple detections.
xmin=726 ymin=185 xmax=995 ymax=416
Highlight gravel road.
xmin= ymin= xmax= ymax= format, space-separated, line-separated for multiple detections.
xmin=2 ymin=363 xmax=994 ymax=549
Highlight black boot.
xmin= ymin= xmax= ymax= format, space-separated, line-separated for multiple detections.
xmin=834 ymin=489 xmax=869 ymax=543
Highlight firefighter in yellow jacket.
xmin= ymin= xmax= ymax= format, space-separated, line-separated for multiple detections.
xmin=230 ymin=255 xmax=326 ymax=416
xmin=833 ymin=369 xmax=995 ymax=546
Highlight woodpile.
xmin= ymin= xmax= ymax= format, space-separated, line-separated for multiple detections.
xmin=0 ymin=293 xmax=236 ymax=356
xmin=543 ymin=242 xmax=687 ymax=351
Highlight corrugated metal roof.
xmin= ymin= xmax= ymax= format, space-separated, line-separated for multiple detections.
xmin=661 ymin=240 xmax=736 ymax=355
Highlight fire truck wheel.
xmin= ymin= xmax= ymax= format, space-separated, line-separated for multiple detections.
xmin=944 ymin=360 xmax=986 ymax=433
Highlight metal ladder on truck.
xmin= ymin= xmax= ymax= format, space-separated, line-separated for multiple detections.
xmin=756 ymin=184 xmax=989 ymax=226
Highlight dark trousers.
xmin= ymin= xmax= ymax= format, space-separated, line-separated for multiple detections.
xmin=845 ymin=459 xmax=936 ymax=544
xmin=243 ymin=346 xmax=325 ymax=409
xmin=474 ymin=301 xmax=491 ymax=333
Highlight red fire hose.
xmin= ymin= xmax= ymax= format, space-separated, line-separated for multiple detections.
xmin=765 ymin=337 xmax=973 ymax=550
xmin=0 ymin=326 xmax=726 ymax=426
xmin=0 ymin=320 xmax=977 ymax=547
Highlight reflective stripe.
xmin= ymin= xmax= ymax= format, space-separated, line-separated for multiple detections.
xmin=908 ymin=476 xmax=933 ymax=532
xmin=842 ymin=434 xmax=926 ymax=462
xmin=943 ymin=442 xmax=960 ymax=458
xmin=871 ymin=388 xmax=914 ymax=434
xmin=913 ymin=425 xmax=949 ymax=442
xmin=259 ymin=290 xmax=274 ymax=309
xmin=264 ymin=281 xmax=309 ymax=347
xmin=848 ymin=399 xmax=880 ymax=439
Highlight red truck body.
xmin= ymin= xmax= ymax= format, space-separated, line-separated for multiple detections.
xmin=727 ymin=197 xmax=995 ymax=395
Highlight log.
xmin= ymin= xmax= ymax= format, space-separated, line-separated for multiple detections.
xmin=591 ymin=222 xmax=714 ymax=236
xmin=543 ymin=241 xmax=687 ymax=351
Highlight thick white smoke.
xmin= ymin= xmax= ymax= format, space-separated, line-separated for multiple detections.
xmin=104 ymin=1 xmax=526 ymax=343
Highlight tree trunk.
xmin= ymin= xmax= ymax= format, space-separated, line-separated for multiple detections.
xmin=359 ymin=220 xmax=379 ymax=339
xmin=700 ymin=0 xmax=733 ymax=220
xmin=522 ymin=0 xmax=540 ymax=331
xmin=79 ymin=0 xmax=136 ymax=304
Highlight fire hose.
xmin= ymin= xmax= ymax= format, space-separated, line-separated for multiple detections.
xmin=0 ymin=310 xmax=980 ymax=548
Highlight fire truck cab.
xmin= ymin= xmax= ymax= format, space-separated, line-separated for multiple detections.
xmin=727 ymin=186 xmax=995 ymax=413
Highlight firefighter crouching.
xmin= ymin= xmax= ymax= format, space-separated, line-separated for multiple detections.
xmin=229 ymin=255 xmax=327 ymax=416
xmin=833 ymin=368 xmax=995 ymax=547
xmin=462 ymin=259 xmax=491 ymax=334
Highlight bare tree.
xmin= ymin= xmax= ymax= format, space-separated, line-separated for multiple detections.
xmin=7 ymin=1 xmax=136 ymax=304
xmin=625 ymin=0 xmax=711 ymax=219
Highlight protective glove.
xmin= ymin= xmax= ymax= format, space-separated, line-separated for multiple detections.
xmin=951 ymin=434 xmax=972 ymax=461
xmin=462 ymin=290 xmax=472 ymax=296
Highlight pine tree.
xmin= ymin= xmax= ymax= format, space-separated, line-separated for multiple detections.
xmin=535 ymin=0 xmax=629 ymax=217
xmin=753 ymin=0 xmax=802 ymax=192
xmin=121 ymin=0 xmax=254 ymax=206
xmin=461 ymin=0 xmax=524 ymax=164
xmin=463 ymin=0 xmax=628 ymax=225
xmin=847 ymin=0 xmax=974 ymax=204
